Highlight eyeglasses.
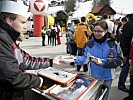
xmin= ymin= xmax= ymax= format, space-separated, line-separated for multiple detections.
xmin=93 ymin=30 xmax=103 ymax=33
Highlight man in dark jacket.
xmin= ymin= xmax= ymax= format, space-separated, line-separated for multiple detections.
xmin=123 ymin=33 xmax=133 ymax=100
xmin=0 ymin=1 xmax=52 ymax=100
xmin=118 ymin=16 xmax=133 ymax=92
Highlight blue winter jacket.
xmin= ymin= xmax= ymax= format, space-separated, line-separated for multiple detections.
xmin=75 ymin=38 xmax=123 ymax=80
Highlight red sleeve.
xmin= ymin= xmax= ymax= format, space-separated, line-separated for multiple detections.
xmin=130 ymin=41 xmax=133 ymax=65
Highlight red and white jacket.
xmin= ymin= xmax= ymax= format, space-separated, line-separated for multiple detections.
xmin=0 ymin=19 xmax=50 ymax=96
xmin=12 ymin=43 xmax=50 ymax=70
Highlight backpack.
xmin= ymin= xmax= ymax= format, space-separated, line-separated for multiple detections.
xmin=51 ymin=29 xmax=56 ymax=36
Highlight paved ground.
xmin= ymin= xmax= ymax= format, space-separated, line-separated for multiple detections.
xmin=20 ymin=34 xmax=129 ymax=100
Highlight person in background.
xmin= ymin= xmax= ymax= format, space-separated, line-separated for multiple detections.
xmin=102 ymin=13 xmax=114 ymax=33
xmin=47 ymin=25 xmax=52 ymax=45
xmin=74 ymin=16 xmax=92 ymax=72
xmin=118 ymin=16 xmax=132 ymax=93
xmin=115 ymin=17 xmax=128 ymax=43
xmin=66 ymin=23 xmax=73 ymax=54
xmin=113 ymin=18 xmax=121 ymax=43
xmin=113 ymin=18 xmax=120 ymax=36
xmin=0 ymin=1 xmax=52 ymax=100
xmin=71 ymin=21 xmax=123 ymax=100
xmin=51 ymin=25 xmax=57 ymax=46
xmin=123 ymin=33 xmax=133 ymax=100
xmin=41 ymin=26 xmax=47 ymax=46
xmin=56 ymin=23 xmax=61 ymax=45
xmin=69 ymin=19 xmax=80 ymax=56
xmin=102 ymin=13 xmax=116 ymax=44
xmin=66 ymin=22 xmax=77 ymax=56
xmin=89 ymin=18 xmax=97 ymax=31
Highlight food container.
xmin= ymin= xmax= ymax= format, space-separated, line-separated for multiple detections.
xmin=53 ymin=55 xmax=75 ymax=66
xmin=25 ymin=68 xmax=107 ymax=100
xmin=47 ymin=74 xmax=106 ymax=100
xmin=37 ymin=67 xmax=78 ymax=87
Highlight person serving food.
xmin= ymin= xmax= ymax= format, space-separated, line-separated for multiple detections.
xmin=0 ymin=0 xmax=52 ymax=100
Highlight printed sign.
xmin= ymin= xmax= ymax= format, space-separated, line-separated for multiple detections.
xmin=34 ymin=1 xmax=45 ymax=12
xmin=30 ymin=0 xmax=48 ymax=15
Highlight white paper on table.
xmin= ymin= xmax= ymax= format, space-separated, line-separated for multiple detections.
xmin=53 ymin=55 xmax=75 ymax=65
xmin=24 ymin=69 xmax=42 ymax=75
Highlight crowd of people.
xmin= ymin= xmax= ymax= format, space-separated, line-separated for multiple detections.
xmin=69 ymin=17 xmax=123 ymax=100
xmin=41 ymin=23 xmax=61 ymax=46
xmin=40 ymin=13 xmax=133 ymax=100
xmin=66 ymin=14 xmax=133 ymax=100
xmin=0 ymin=0 xmax=133 ymax=100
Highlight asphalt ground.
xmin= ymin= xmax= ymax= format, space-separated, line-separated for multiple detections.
xmin=20 ymin=34 xmax=129 ymax=100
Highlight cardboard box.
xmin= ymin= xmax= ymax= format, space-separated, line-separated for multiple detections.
xmin=25 ymin=68 xmax=106 ymax=100
xmin=38 ymin=67 xmax=78 ymax=87
xmin=47 ymin=74 xmax=102 ymax=100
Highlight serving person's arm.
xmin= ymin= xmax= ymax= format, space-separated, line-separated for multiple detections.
xmin=0 ymin=40 xmax=42 ymax=90
xmin=21 ymin=50 xmax=52 ymax=70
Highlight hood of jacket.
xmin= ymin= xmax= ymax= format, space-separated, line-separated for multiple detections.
xmin=0 ymin=19 xmax=20 ymax=42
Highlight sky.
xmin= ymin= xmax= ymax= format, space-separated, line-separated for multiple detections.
xmin=46 ymin=0 xmax=133 ymax=15
xmin=73 ymin=1 xmax=93 ymax=18
xmin=111 ymin=0 xmax=133 ymax=15
xmin=72 ymin=0 xmax=133 ymax=18
xmin=45 ymin=0 xmax=133 ymax=19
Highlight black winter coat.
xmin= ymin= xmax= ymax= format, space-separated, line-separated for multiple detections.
xmin=0 ymin=20 xmax=50 ymax=100
xmin=120 ymin=20 xmax=133 ymax=57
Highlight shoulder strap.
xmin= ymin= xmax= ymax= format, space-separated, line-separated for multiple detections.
xmin=85 ymin=39 xmax=94 ymax=48
xmin=107 ymin=40 xmax=115 ymax=48
xmin=84 ymin=24 xmax=89 ymax=29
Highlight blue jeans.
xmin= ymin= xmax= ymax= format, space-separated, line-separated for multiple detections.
xmin=103 ymin=80 xmax=112 ymax=100
xmin=118 ymin=56 xmax=130 ymax=88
